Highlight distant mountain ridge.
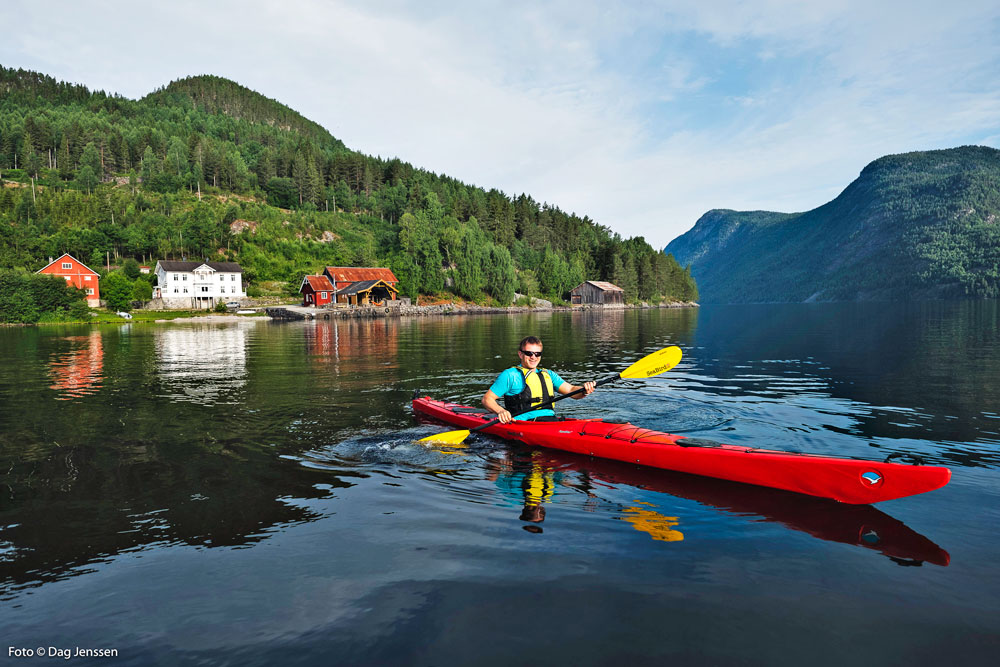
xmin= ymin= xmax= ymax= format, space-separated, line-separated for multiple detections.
xmin=665 ymin=146 xmax=1000 ymax=303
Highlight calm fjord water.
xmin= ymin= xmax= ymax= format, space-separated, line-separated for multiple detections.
xmin=1 ymin=303 xmax=998 ymax=665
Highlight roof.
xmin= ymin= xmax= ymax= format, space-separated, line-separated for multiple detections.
xmin=336 ymin=279 xmax=399 ymax=296
xmin=300 ymin=275 xmax=335 ymax=292
xmin=572 ymin=280 xmax=624 ymax=292
xmin=324 ymin=266 xmax=398 ymax=284
xmin=156 ymin=261 xmax=244 ymax=273
xmin=35 ymin=253 xmax=99 ymax=275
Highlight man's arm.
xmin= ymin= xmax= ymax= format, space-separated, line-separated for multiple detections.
xmin=558 ymin=380 xmax=596 ymax=399
xmin=482 ymin=389 xmax=513 ymax=424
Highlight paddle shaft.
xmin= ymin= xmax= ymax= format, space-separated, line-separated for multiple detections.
xmin=472 ymin=373 xmax=619 ymax=434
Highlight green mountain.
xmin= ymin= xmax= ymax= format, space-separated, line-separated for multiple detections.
xmin=665 ymin=146 xmax=1000 ymax=303
xmin=0 ymin=65 xmax=697 ymax=310
xmin=144 ymin=75 xmax=345 ymax=149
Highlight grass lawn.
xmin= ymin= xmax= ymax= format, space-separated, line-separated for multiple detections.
xmin=38 ymin=309 xmax=270 ymax=325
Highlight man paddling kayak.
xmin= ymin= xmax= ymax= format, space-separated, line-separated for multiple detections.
xmin=482 ymin=336 xmax=596 ymax=424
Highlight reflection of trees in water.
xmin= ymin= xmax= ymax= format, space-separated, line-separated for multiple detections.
xmin=0 ymin=439 xmax=363 ymax=601
xmin=0 ymin=321 xmax=377 ymax=601
xmin=48 ymin=331 xmax=103 ymax=400
xmin=155 ymin=323 xmax=249 ymax=403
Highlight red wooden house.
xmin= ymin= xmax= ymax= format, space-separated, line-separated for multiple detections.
xmin=322 ymin=266 xmax=399 ymax=305
xmin=299 ymin=275 xmax=337 ymax=306
xmin=36 ymin=253 xmax=100 ymax=306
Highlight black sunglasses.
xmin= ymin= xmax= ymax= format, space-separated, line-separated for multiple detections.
xmin=520 ymin=350 xmax=542 ymax=358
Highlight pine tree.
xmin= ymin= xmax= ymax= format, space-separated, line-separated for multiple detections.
xmin=23 ymin=150 xmax=43 ymax=178
xmin=166 ymin=137 xmax=188 ymax=175
xmin=140 ymin=145 xmax=158 ymax=184
xmin=485 ymin=245 xmax=516 ymax=304
xmin=57 ymin=135 xmax=72 ymax=180
xmin=80 ymin=142 xmax=102 ymax=178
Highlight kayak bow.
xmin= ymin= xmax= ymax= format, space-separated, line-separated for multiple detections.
xmin=413 ymin=397 xmax=951 ymax=504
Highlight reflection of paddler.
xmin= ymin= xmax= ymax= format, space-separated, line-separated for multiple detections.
xmin=621 ymin=503 xmax=684 ymax=542
xmin=487 ymin=451 xmax=560 ymax=526
xmin=524 ymin=462 xmax=554 ymax=507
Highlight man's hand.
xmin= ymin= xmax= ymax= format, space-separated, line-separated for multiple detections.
xmin=564 ymin=380 xmax=596 ymax=400
xmin=483 ymin=390 xmax=512 ymax=423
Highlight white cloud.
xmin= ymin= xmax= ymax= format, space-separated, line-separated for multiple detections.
xmin=2 ymin=0 xmax=999 ymax=248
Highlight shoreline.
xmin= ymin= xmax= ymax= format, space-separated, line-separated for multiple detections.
xmin=265 ymin=300 xmax=699 ymax=321
xmin=3 ymin=301 xmax=699 ymax=327
xmin=401 ymin=301 xmax=699 ymax=317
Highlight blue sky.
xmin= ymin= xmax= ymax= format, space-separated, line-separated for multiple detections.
xmin=3 ymin=0 xmax=999 ymax=247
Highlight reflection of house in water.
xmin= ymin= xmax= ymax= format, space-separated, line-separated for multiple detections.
xmin=571 ymin=308 xmax=625 ymax=343
xmin=305 ymin=319 xmax=399 ymax=366
xmin=155 ymin=324 xmax=249 ymax=403
xmin=49 ymin=331 xmax=104 ymax=400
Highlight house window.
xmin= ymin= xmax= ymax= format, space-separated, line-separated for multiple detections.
xmin=231 ymin=275 xmax=235 ymax=281
xmin=221 ymin=286 xmax=226 ymax=293
xmin=65 ymin=276 xmax=71 ymax=282
xmin=174 ymin=274 xmax=179 ymax=280
xmin=220 ymin=275 xmax=224 ymax=281
xmin=183 ymin=288 xmax=188 ymax=293
xmin=61 ymin=262 xmax=72 ymax=269
xmin=174 ymin=288 xmax=178 ymax=293
xmin=84 ymin=276 xmax=91 ymax=281
xmin=86 ymin=288 xmax=94 ymax=295
xmin=321 ymin=292 xmax=327 ymax=299
xmin=183 ymin=275 xmax=187 ymax=281
xmin=201 ymin=286 xmax=209 ymax=293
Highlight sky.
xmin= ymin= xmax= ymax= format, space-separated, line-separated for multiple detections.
xmin=3 ymin=0 xmax=1000 ymax=247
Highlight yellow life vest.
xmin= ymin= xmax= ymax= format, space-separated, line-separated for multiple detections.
xmin=503 ymin=366 xmax=556 ymax=415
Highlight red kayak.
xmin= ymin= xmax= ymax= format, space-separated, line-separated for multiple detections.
xmin=413 ymin=397 xmax=951 ymax=504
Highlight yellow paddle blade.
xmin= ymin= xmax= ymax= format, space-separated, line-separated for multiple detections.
xmin=619 ymin=345 xmax=682 ymax=379
xmin=419 ymin=429 xmax=471 ymax=445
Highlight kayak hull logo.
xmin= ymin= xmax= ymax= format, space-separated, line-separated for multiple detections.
xmin=861 ymin=470 xmax=884 ymax=488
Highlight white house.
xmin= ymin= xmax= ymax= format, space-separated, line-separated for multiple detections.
xmin=154 ymin=260 xmax=246 ymax=309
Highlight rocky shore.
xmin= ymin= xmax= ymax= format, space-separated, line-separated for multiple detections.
xmin=398 ymin=301 xmax=698 ymax=317
xmin=265 ymin=301 xmax=698 ymax=321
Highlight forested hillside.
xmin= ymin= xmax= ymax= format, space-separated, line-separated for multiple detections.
xmin=0 ymin=66 xmax=697 ymax=306
xmin=665 ymin=146 xmax=1000 ymax=303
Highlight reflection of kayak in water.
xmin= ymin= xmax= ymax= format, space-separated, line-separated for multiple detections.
xmin=413 ymin=397 xmax=951 ymax=504
xmin=530 ymin=448 xmax=950 ymax=567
